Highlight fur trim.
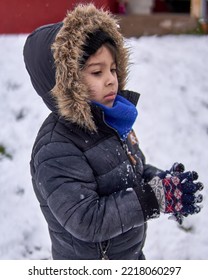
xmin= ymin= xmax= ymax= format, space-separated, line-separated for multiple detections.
xmin=51 ymin=4 xmax=129 ymax=131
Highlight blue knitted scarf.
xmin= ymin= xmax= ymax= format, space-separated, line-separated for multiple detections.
xmin=94 ymin=95 xmax=138 ymax=140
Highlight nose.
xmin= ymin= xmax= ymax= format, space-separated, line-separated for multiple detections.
xmin=105 ymin=71 xmax=117 ymax=86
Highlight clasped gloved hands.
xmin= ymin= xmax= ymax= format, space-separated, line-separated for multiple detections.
xmin=149 ymin=163 xmax=204 ymax=224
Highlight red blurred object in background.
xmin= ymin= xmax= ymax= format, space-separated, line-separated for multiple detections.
xmin=0 ymin=0 xmax=117 ymax=34
xmin=152 ymin=0 xmax=169 ymax=13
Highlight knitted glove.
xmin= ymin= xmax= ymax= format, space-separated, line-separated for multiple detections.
xmin=148 ymin=163 xmax=203 ymax=223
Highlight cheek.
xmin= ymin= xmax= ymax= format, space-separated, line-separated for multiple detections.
xmin=80 ymin=72 xmax=102 ymax=101
xmin=81 ymin=74 xmax=93 ymax=92
xmin=88 ymin=86 xmax=99 ymax=100
xmin=86 ymin=78 xmax=101 ymax=94
xmin=115 ymin=78 xmax=119 ymax=90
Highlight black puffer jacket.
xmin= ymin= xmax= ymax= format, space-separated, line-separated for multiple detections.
xmin=24 ymin=4 xmax=160 ymax=260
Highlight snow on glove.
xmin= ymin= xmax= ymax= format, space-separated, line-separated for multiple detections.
xmin=148 ymin=163 xmax=203 ymax=217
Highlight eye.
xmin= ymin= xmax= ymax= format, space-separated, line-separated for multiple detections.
xmin=92 ymin=71 xmax=102 ymax=76
xmin=111 ymin=68 xmax=117 ymax=74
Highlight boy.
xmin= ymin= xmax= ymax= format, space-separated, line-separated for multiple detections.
xmin=24 ymin=4 xmax=203 ymax=260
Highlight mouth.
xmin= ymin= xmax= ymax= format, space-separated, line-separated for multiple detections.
xmin=104 ymin=92 xmax=116 ymax=100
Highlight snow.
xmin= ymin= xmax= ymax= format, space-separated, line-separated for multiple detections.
xmin=0 ymin=34 xmax=208 ymax=260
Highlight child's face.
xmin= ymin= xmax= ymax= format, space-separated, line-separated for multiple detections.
xmin=81 ymin=45 xmax=118 ymax=107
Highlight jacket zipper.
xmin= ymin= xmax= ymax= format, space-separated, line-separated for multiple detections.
xmin=98 ymin=112 xmax=137 ymax=260
xmin=99 ymin=240 xmax=110 ymax=260
xmin=101 ymin=111 xmax=137 ymax=168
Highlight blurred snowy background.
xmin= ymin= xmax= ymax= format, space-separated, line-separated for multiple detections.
xmin=0 ymin=34 xmax=208 ymax=259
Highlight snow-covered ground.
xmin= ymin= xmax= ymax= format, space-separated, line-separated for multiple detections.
xmin=0 ymin=34 xmax=208 ymax=260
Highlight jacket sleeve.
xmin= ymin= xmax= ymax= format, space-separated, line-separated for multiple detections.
xmin=143 ymin=163 xmax=163 ymax=182
xmin=34 ymin=141 xmax=158 ymax=243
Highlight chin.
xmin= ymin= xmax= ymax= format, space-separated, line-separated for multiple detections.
xmin=105 ymin=102 xmax=114 ymax=108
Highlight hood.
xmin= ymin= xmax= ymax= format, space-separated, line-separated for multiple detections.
xmin=52 ymin=4 xmax=129 ymax=132
xmin=24 ymin=4 xmax=129 ymax=131
xmin=23 ymin=22 xmax=63 ymax=112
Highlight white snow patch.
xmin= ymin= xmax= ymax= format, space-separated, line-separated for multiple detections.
xmin=0 ymin=34 xmax=208 ymax=259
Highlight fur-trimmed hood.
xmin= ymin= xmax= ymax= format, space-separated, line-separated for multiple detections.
xmin=52 ymin=4 xmax=129 ymax=131
xmin=24 ymin=4 xmax=129 ymax=131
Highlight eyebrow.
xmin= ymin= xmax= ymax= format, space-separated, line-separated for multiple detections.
xmin=86 ymin=61 xmax=116 ymax=68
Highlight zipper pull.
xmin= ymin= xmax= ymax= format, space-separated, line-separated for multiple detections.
xmin=99 ymin=241 xmax=110 ymax=260
xmin=127 ymin=152 xmax=137 ymax=166
xmin=102 ymin=251 xmax=109 ymax=260
xmin=122 ymin=140 xmax=137 ymax=166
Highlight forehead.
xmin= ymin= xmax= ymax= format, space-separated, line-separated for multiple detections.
xmin=85 ymin=45 xmax=116 ymax=66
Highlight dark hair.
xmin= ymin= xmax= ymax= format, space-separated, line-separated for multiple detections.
xmin=80 ymin=29 xmax=117 ymax=67
xmin=103 ymin=42 xmax=118 ymax=65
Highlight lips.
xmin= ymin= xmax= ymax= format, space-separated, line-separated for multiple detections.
xmin=104 ymin=92 xmax=116 ymax=100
